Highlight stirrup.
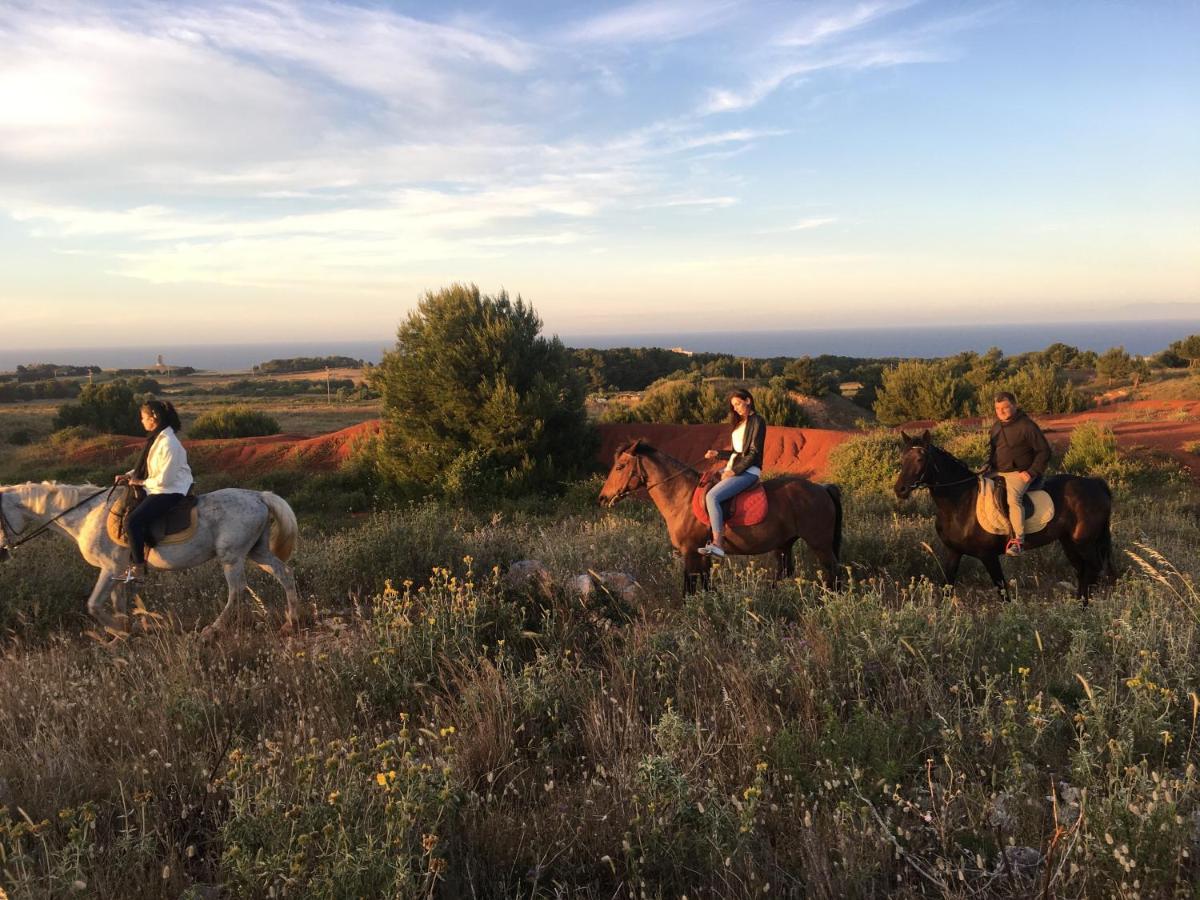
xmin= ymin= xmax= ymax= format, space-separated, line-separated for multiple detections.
xmin=1004 ymin=538 xmax=1024 ymax=558
xmin=119 ymin=565 xmax=146 ymax=584
xmin=699 ymin=543 xmax=727 ymax=558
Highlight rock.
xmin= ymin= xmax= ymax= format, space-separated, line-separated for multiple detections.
xmin=996 ymin=845 xmax=1042 ymax=880
xmin=569 ymin=570 xmax=643 ymax=604
xmin=503 ymin=560 xmax=554 ymax=595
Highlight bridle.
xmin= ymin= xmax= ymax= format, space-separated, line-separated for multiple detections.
xmin=605 ymin=451 xmax=696 ymax=506
xmin=0 ymin=486 xmax=112 ymax=555
xmin=901 ymin=445 xmax=980 ymax=493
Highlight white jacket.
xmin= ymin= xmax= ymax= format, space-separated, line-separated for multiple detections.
xmin=140 ymin=427 xmax=193 ymax=495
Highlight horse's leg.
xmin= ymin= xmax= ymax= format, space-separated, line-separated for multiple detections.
xmin=682 ymin=550 xmax=706 ymax=595
xmin=85 ymin=569 xmax=124 ymax=633
xmin=942 ymin=548 xmax=962 ymax=587
xmin=249 ymin=545 xmax=303 ymax=633
xmin=809 ymin=543 xmax=839 ymax=590
xmin=774 ymin=538 xmax=798 ymax=580
xmin=979 ymin=554 xmax=1009 ymax=602
xmin=202 ymin=560 xmax=247 ymax=640
xmin=1059 ymin=538 xmax=1092 ymax=605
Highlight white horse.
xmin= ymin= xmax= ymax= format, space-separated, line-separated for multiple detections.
xmin=0 ymin=482 xmax=301 ymax=638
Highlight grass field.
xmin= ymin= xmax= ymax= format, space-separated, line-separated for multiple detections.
xmin=1 ymin=394 xmax=1199 ymax=898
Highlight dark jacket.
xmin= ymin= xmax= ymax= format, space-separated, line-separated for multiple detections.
xmin=988 ymin=410 xmax=1051 ymax=478
xmin=718 ymin=413 xmax=766 ymax=476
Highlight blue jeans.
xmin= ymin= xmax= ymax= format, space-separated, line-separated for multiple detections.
xmin=705 ymin=472 xmax=760 ymax=538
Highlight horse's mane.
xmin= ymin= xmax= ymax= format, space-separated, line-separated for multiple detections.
xmin=7 ymin=481 xmax=102 ymax=516
xmin=926 ymin=443 xmax=974 ymax=479
xmin=626 ymin=440 xmax=699 ymax=476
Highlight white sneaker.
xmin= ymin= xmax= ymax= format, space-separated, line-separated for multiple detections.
xmin=699 ymin=543 xmax=726 ymax=558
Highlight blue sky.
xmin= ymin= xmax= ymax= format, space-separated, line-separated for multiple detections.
xmin=1 ymin=0 xmax=1197 ymax=346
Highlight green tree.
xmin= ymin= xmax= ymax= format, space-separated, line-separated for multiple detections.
xmin=369 ymin=284 xmax=594 ymax=496
xmin=757 ymin=382 xmax=810 ymax=427
xmin=873 ymin=360 xmax=967 ymax=426
xmin=53 ymin=380 xmax=145 ymax=434
xmin=1095 ymin=346 xmax=1135 ymax=380
xmin=1169 ymin=334 xmax=1200 ymax=368
xmin=781 ymin=357 xmax=827 ymax=396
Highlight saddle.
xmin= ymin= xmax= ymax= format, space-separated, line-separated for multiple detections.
xmin=691 ymin=469 xmax=768 ymax=528
xmin=975 ymin=476 xmax=1054 ymax=537
xmin=107 ymin=486 xmax=200 ymax=548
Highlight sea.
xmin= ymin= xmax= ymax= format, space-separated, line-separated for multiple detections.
xmin=3 ymin=320 xmax=1198 ymax=372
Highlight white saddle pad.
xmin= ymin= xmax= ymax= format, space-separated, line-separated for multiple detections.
xmin=976 ymin=477 xmax=1054 ymax=536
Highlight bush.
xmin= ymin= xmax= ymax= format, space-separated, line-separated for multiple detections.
xmin=370 ymin=284 xmax=595 ymax=496
xmin=874 ymin=360 xmax=967 ymax=425
xmin=6 ymin=429 xmax=32 ymax=446
xmin=604 ymin=377 xmax=727 ymax=425
xmin=756 ymin=383 xmax=810 ymax=427
xmin=974 ymin=363 xmax=1084 ymax=416
xmin=189 ymin=406 xmax=281 ymax=439
xmin=188 ymin=408 xmax=279 ymax=439
xmin=827 ymin=430 xmax=901 ymax=494
xmin=53 ymin=381 xmax=146 ymax=435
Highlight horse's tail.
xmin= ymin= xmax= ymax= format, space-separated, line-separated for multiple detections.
xmin=824 ymin=483 xmax=843 ymax=560
xmin=261 ymin=491 xmax=298 ymax=562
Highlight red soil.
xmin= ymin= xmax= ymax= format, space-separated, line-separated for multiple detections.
xmin=62 ymin=400 xmax=1200 ymax=483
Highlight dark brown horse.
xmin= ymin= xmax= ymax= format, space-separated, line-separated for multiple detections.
xmin=598 ymin=439 xmax=843 ymax=593
xmin=894 ymin=430 xmax=1114 ymax=602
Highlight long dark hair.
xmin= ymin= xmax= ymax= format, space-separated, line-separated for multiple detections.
xmin=141 ymin=399 xmax=182 ymax=433
xmin=727 ymin=388 xmax=755 ymax=425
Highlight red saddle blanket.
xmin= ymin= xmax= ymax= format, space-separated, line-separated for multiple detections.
xmin=691 ymin=479 xmax=769 ymax=528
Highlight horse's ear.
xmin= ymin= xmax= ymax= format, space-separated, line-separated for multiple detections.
xmin=900 ymin=430 xmax=911 ymax=444
xmin=920 ymin=429 xmax=931 ymax=446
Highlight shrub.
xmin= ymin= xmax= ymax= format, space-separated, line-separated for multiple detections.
xmin=755 ymin=383 xmax=810 ymax=427
xmin=189 ymin=406 xmax=281 ymax=439
xmin=827 ymin=429 xmax=901 ymax=495
xmin=370 ymin=284 xmax=595 ymax=496
xmin=6 ymin=429 xmax=32 ymax=446
xmin=602 ymin=377 xmax=727 ymax=425
xmin=53 ymin=381 xmax=146 ymax=435
xmin=873 ymin=360 xmax=967 ymax=425
xmin=974 ymin=363 xmax=1084 ymax=415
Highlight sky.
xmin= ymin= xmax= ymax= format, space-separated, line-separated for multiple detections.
xmin=1 ymin=0 xmax=1198 ymax=347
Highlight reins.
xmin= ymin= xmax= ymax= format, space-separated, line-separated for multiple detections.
xmin=906 ymin=447 xmax=982 ymax=492
xmin=0 ymin=485 xmax=114 ymax=553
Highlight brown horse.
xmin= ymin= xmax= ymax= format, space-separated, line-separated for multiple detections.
xmin=894 ymin=430 xmax=1115 ymax=602
xmin=598 ymin=439 xmax=843 ymax=593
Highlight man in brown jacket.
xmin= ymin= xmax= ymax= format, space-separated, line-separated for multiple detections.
xmin=986 ymin=391 xmax=1051 ymax=556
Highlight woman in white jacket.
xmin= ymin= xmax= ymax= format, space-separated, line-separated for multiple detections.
xmin=117 ymin=399 xmax=193 ymax=582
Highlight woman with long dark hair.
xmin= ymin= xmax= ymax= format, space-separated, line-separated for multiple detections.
xmin=700 ymin=388 xmax=766 ymax=558
xmin=116 ymin=399 xmax=193 ymax=582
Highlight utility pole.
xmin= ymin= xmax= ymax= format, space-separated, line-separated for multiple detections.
xmin=326 ymin=366 xmax=332 ymax=405
xmin=741 ymin=359 xmax=746 ymax=381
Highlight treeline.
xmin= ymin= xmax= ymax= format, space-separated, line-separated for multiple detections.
xmin=0 ymin=379 xmax=81 ymax=403
xmin=254 ymin=356 xmax=366 ymax=374
xmin=190 ymin=378 xmax=376 ymax=399
xmin=3 ymin=363 xmax=99 ymax=382
xmin=569 ymin=346 xmax=887 ymax=400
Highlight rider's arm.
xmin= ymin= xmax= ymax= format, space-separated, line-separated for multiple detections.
xmin=1028 ymin=422 xmax=1051 ymax=478
xmin=729 ymin=416 xmax=765 ymax=475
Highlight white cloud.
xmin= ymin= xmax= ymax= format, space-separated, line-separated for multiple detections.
xmin=561 ymin=0 xmax=738 ymax=44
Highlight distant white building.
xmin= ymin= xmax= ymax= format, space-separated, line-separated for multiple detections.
xmin=670 ymin=347 xmax=694 ymax=357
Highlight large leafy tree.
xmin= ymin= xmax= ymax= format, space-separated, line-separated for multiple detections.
xmin=370 ymin=284 xmax=594 ymax=495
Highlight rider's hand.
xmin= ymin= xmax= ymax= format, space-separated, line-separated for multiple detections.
xmin=720 ymin=470 xmax=735 ymax=481
xmin=704 ymin=450 xmax=718 ymax=460
xmin=114 ymin=474 xmax=128 ymax=485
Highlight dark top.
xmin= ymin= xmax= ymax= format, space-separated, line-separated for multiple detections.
xmin=717 ymin=413 xmax=767 ymax=476
xmin=988 ymin=410 xmax=1051 ymax=478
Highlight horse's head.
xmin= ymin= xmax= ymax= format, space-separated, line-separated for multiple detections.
xmin=598 ymin=440 xmax=650 ymax=507
xmin=893 ymin=430 xmax=932 ymax=500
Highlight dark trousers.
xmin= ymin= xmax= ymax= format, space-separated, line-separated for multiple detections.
xmin=127 ymin=493 xmax=185 ymax=564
